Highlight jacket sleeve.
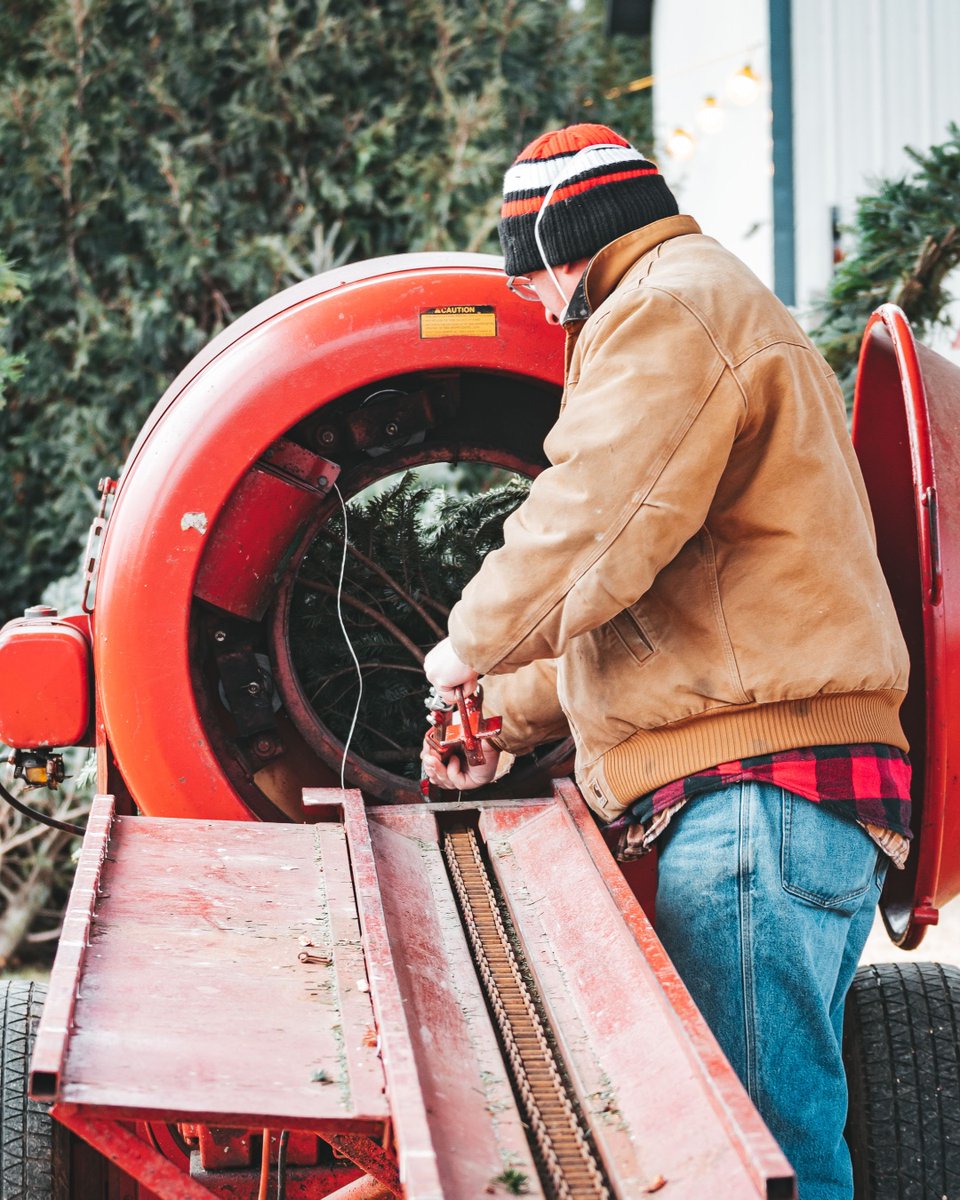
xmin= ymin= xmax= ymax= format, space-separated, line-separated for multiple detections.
xmin=447 ymin=287 xmax=745 ymax=674
xmin=480 ymin=659 xmax=569 ymax=756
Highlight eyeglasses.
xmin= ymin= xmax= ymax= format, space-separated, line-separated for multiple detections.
xmin=507 ymin=276 xmax=540 ymax=303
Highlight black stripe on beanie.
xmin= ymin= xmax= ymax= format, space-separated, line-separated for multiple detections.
xmin=503 ymin=161 xmax=659 ymax=206
xmin=499 ymin=174 xmax=679 ymax=277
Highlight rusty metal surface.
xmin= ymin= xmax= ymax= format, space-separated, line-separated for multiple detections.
xmin=444 ymin=825 xmax=610 ymax=1197
xmin=327 ymin=1134 xmax=402 ymax=1196
xmin=191 ymin=1162 xmax=364 ymax=1199
xmin=53 ymin=1108 xmax=216 ymax=1200
xmin=31 ymin=796 xmax=114 ymax=1100
xmin=490 ymin=780 xmax=795 ymax=1198
xmin=339 ymin=785 xmax=794 ymax=1199
xmin=333 ymin=788 xmax=543 ymax=1200
xmin=852 ymin=304 xmax=960 ymax=946
xmin=32 ymin=799 xmax=388 ymax=1132
xmin=196 ymin=1127 xmax=254 ymax=1170
xmin=320 ymin=1176 xmax=395 ymax=1200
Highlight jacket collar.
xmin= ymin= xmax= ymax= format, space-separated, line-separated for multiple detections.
xmin=563 ymin=215 xmax=701 ymax=326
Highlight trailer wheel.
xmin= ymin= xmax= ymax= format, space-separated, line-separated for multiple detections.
xmin=0 ymin=979 xmax=52 ymax=1199
xmin=843 ymin=961 xmax=960 ymax=1199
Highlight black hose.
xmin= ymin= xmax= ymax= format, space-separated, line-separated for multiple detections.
xmin=276 ymin=1129 xmax=289 ymax=1200
xmin=0 ymin=777 xmax=85 ymax=837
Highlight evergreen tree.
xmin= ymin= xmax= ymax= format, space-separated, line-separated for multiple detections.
xmin=0 ymin=0 xmax=650 ymax=613
xmin=0 ymin=253 xmax=26 ymax=404
xmin=813 ymin=123 xmax=960 ymax=399
xmin=290 ymin=471 xmax=530 ymax=777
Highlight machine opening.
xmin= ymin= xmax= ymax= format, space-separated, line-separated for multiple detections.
xmin=190 ymin=368 xmax=572 ymax=816
xmin=286 ymin=462 xmax=529 ymax=782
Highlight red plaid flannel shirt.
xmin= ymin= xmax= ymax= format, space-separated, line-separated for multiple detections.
xmin=610 ymin=744 xmax=912 ymax=868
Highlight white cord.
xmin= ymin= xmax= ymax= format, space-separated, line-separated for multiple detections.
xmin=332 ymin=483 xmax=363 ymax=791
xmin=533 ymin=142 xmax=629 ymax=315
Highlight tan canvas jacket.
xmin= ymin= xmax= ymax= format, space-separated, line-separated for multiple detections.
xmin=447 ymin=215 xmax=909 ymax=821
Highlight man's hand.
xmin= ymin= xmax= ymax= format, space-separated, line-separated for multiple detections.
xmin=423 ymin=637 xmax=479 ymax=703
xmin=420 ymin=733 xmax=500 ymax=791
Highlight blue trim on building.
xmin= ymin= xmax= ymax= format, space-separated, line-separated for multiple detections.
xmin=769 ymin=0 xmax=796 ymax=305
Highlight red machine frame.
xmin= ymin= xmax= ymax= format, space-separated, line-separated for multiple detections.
xmin=2 ymin=247 xmax=959 ymax=1194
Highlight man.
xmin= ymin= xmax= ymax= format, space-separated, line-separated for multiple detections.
xmin=421 ymin=123 xmax=911 ymax=1200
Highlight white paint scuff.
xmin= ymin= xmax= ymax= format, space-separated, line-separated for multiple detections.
xmin=180 ymin=511 xmax=208 ymax=534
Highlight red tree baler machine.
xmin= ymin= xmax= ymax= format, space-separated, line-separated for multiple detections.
xmin=1 ymin=256 xmax=959 ymax=1200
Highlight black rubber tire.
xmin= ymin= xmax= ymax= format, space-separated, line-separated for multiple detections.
xmin=0 ymin=979 xmax=52 ymax=1199
xmin=843 ymin=961 xmax=960 ymax=1200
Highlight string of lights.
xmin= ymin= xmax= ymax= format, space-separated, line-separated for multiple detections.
xmin=584 ymin=44 xmax=764 ymax=163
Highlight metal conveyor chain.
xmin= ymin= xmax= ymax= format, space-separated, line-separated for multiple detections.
xmin=442 ymin=826 xmax=611 ymax=1200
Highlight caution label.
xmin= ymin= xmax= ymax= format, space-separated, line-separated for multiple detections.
xmin=420 ymin=305 xmax=497 ymax=339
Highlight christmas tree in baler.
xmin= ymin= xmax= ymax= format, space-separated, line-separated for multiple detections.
xmin=289 ymin=471 xmax=529 ymax=780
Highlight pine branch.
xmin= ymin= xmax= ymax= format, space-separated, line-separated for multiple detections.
xmin=320 ymin=528 xmax=445 ymax=638
xmin=297 ymin=579 xmax=427 ymax=664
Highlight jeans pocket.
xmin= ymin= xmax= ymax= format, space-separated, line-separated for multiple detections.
xmin=780 ymin=790 xmax=879 ymax=914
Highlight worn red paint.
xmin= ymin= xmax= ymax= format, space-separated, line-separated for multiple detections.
xmin=852 ymin=304 xmax=960 ymax=946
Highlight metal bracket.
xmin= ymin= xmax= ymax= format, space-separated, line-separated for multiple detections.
xmin=81 ymin=477 xmax=117 ymax=614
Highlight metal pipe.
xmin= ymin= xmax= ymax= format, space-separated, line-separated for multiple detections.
xmin=321 ymin=1175 xmax=394 ymax=1200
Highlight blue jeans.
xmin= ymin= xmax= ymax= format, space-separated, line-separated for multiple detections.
xmin=655 ymin=781 xmax=886 ymax=1200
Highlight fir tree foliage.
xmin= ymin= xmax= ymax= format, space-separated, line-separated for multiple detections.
xmin=289 ymin=470 xmax=529 ymax=777
xmin=0 ymin=0 xmax=649 ymax=613
xmin=0 ymin=253 xmax=27 ymax=407
xmin=813 ymin=123 xmax=960 ymax=399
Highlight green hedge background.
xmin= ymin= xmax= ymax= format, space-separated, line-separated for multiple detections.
xmin=0 ymin=0 xmax=649 ymax=616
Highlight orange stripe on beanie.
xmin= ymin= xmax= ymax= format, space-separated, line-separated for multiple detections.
xmin=498 ymin=124 xmax=678 ymax=277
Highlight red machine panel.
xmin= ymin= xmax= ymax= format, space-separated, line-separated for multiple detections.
xmin=91 ymin=253 xmax=564 ymax=820
xmin=0 ymin=612 xmax=92 ymax=748
xmin=338 ymin=781 xmax=794 ymax=1199
xmin=31 ymin=795 xmax=389 ymax=1131
xmin=852 ymin=304 xmax=960 ymax=947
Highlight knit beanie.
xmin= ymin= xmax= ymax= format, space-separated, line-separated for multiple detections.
xmin=498 ymin=124 xmax=678 ymax=277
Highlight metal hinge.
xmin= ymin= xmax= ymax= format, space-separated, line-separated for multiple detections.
xmin=81 ymin=477 xmax=117 ymax=614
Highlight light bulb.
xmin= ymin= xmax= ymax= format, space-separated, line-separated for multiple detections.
xmin=665 ymin=128 xmax=696 ymax=161
xmin=726 ymin=64 xmax=760 ymax=107
xmin=696 ymin=96 xmax=725 ymax=135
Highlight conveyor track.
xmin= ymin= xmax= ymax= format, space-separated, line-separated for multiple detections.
xmin=443 ymin=826 xmax=610 ymax=1200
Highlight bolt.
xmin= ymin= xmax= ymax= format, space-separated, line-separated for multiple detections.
xmin=384 ymin=421 xmax=400 ymax=438
xmin=254 ymin=736 xmax=276 ymax=757
xmin=317 ymin=475 xmax=328 ymax=490
xmin=213 ymin=630 xmax=227 ymax=643
xmin=317 ymin=428 xmax=336 ymax=447
xmin=246 ymin=682 xmax=261 ymax=696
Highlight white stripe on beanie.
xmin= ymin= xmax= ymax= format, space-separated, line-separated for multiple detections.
xmin=502 ymin=144 xmax=653 ymax=198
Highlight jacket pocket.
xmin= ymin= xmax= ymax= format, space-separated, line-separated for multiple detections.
xmin=609 ymin=604 xmax=656 ymax=665
xmin=780 ymin=790 xmax=881 ymax=915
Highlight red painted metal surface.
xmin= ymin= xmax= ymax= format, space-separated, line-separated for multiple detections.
xmin=92 ymin=254 xmax=563 ymax=821
xmin=327 ymin=1135 xmax=402 ymax=1196
xmin=191 ymin=1163 xmax=365 ymax=1199
xmin=852 ymin=305 xmax=960 ymax=946
xmin=320 ymin=1177 xmax=394 ymax=1200
xmin=31 ymin=795 xmax=388 ymax=1132
xmin=194 ymin=446 xmax=340 ymax=621
xmin=53 ymin=1109 xmax=216 ymax=1199
xmin=331 ymin=784 xmax=795 ymax=1198
xmin=0 ymin=614 xmax=92 ymax=748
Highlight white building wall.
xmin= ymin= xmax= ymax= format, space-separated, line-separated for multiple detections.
xmin=792 ymin=0 xmax=960 ymax=324
xmin=653 ymin=0 xmax=960 ymax=351
xmin=651 ymin=0 xmax=773 ymax=286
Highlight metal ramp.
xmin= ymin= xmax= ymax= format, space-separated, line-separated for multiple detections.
xmin=30 ymin=785 xmax=795 ymax=1198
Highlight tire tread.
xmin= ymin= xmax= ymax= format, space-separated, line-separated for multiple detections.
xmin=844 ymin=961 xmax=960 ymax=1200
xmin=0 ymin=979 xmax=52 ymax=1199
